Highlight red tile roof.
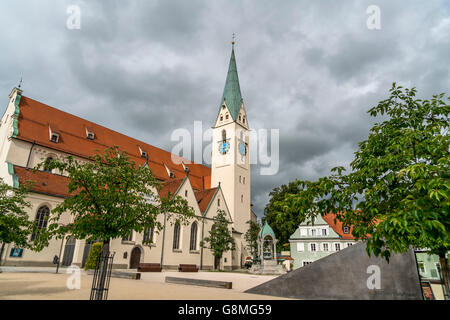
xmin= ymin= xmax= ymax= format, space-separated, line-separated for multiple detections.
xmin=195 ymin=188 xmax=218 ymax=214
xmin=322 ymin=212 xmax=356 ymax=240
xmin=158 ymin=178 xmax=185 ymax=199
xmin=16 ymin=96 xmax=211 ymax=190
xmin=13 ymin=165 xmax=73 ymax=198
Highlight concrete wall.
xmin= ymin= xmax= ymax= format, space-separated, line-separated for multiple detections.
xmin=246 ymin=242 xmax=423 ymax=300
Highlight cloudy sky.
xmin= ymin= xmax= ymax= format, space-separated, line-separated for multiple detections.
xmin=1 ymin=0 xmax=449 ymax=217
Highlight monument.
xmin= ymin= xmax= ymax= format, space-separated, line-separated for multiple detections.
xmin=249 ymin=222 xmax=286 ymax=275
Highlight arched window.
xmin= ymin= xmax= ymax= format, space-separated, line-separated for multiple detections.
xmin=190 ymin=222 xmax=198 ymax=251
xmin=43 ymin=157 xmax=53 ymax=173
xmin=218 ymin=198 xmax=220 ymax=207
xmin=222 ymin=129 xmax=226 ymax=141
xmin=241 ymin=195 xmax=243 ymax=203
xmin=225 ymin=114 xmax=229 ymax=120
xmin=30 ymin=205 xmax=50 ymax=241
xmin=243 ymin=116 xmax=246 ymax=124
xmin=220 ymin=115 xmax=223 ymax=121
xmin=173 ymin=222 xmax=181 ymax=250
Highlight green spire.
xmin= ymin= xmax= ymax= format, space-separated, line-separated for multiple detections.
xmin=259 ymin=221 xmax=276 ymax=240
xmin=219 ymin=46 xmax=243 ymax=121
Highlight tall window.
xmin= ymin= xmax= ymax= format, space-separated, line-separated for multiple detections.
xmin=122 ymin=231 xmax=133 ymax=242
xmin=222 ymin=129 xmax=226 ymax=141
xmin=310 ymin=243 xmax=316 ymax=252
xmin=323 ymin=243 xmax=329 ymax=251
xmin=311 ymin=229 xmax=316 ymax=236
xmin=218 ymin=198 xmax=220 ymax=207
xmin=143 ymin=227 xmax=154 ymax=244
xmin=322 ymin=229 xmax=327 ymax=236
xmin=335 ymin=243 xmax=341 ymax=251
xmin=30 ymin=206 xmax=50 ymax=241
xmin=190 ymin=222 xmax=198 ymax=251
xmin=173 ymin=223 xmax=181 ymax=250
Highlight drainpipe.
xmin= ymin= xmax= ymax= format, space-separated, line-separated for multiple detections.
xmin=200 ymin=218 xmax=205 ymax=270
xmin=160 ymin=211 xmax=167 ymax=268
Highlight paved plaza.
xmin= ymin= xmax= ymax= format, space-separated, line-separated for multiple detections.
xmin=0 ymin=269 xmax=290 ymax=300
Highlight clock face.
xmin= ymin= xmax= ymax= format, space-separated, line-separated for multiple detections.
xmin=219 ymin=141 xmax=230 ymax=154
xmin=239 ymin=142 xmax=247 ymax=156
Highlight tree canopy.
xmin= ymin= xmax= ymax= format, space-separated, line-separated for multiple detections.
xmin=201 ymin=209 xmax=235 ymax=261
xmin=276 ymin=84 xmax=449 ymax=290
xmin=37 ymin=146 xmax=195 ymax=249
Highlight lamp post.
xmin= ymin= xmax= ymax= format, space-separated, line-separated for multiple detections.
xmin=55 ymin=235 xmax=65 ymax=274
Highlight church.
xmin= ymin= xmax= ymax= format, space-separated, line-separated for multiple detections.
xmin=0 ymin=45 xmax=257 ymax=270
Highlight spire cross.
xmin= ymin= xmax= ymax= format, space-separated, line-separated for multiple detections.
xmin=18 ymin=77 xmax=23 ymax=89
xmin=232 ymin=33 xmax=236 ymax=46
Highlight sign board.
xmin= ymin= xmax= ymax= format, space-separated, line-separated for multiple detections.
xmin=10 ymin=248 xmax=23 ymax=257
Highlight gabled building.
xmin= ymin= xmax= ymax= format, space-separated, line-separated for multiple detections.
xmin=289 ymin=213 xmax=359 ymax=269
xmin=0 ymin=44 xmax=256 ymax=270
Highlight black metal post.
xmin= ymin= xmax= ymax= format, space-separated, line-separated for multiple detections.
xmin=56 ymin=235 xmax=65 ymax=274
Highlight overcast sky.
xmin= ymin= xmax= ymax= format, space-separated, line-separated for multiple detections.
xmin=1 ymin=0 xmax=449 ymax=217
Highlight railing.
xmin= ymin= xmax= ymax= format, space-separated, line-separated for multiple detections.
xmin=90 ymin=252 xmax=115 ymax=300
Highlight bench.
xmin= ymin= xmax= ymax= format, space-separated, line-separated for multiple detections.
xmin=178 ymin=264 xmax=199 ymax=272
xmin=138 ymin=263 xmax=162 ymax=272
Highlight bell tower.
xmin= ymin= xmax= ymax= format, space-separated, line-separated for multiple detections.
xmin=211 ymin=43 xmax=251 ymax=234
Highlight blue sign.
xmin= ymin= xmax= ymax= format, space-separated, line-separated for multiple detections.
xmin=10 ymin=248 xmax=23 ymax=257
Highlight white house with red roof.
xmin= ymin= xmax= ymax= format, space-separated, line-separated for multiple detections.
xmin=289 ymin=213 xmax=360 ymax=270
xmin=0 ymin=44 xmax=256 ymax=270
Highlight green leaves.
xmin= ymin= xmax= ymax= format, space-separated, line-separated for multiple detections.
xmin=36 ymin=146 xmax=195 ymax=245
xmin=274 ymin=84 xmax=449 ymax=261
xmin=200 ymin=209 xmax=235 ymax=259
xmin=0 ymin=178 xmax=38 ymax=251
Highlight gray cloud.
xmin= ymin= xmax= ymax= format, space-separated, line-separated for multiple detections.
xmin=1 ymin=0 xmax=449 ymax=217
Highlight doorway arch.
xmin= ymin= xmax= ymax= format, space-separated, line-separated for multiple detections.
xmin=129 ymin=246 xmax=142 ymax=269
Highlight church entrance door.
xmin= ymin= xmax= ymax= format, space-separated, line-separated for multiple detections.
xmin=130 ymin=247 xmax=141 ymax=269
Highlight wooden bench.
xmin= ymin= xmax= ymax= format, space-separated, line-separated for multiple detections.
xmin=138 ymin=263 xmax=162 ymax=272
xmin=178 ymin=264 xmax=199 ymax=272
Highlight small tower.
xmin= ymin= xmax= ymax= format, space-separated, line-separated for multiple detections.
xmin=211 ymin=42 xmax=251 ymax=234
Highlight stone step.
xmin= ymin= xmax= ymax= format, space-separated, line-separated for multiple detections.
xmin=165 ymin=276 xmax=232 ymax=289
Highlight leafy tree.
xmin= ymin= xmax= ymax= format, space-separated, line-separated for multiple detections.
xmin=201 ymin=209 xmax=235 ymax=270
xmin=244 ymin=220 xmax=260 ymax=257
xmin=263 ymin=181 xmax=303 ymax=251
xmin=37 ymin=146 xmax=195 ymax=298
xmin=277 ymin=84 xmax=450 ymax=297
xmin=0 ymin=178 xmax=36 ymax=265
xmin=38 ymin=146 xmax=195 ymax=253
xmin=84 ymin=242 xmax=103 ymax=270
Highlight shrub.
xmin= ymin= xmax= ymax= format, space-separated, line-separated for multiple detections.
xmin=84 ymin=242 xmax=103 ymax=270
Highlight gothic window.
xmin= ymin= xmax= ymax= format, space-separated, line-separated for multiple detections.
xmin=185 ymin=190 xmax=188 ymax=197
xmin=239 ymin=115 xmax=241 ymax=121
xmin=173 ymin=222 xmax=181 ymax=250
xmin=243 ymin=177 xmax=245 ymax=184
xmin=30 ymin=206 xmax=50 ymax=241
xmin=143 ymin=227 xmax=154 ymax=244
xmin=218 ymin=198 xmax=220 ymax=207
xmin=190 ymin=222 xmax=198 ymax=251
xmin=241 ymin=195 xmax=243 ymax=203
xmin=225 ymin=114 xmax=229 ymax=120
xmin=243 ymin=116 xmax=246 ymax=124
xmin=122 ymin=230 xmax=133 ymax=242
xmin=220 ymin=115 xmax=223 ymax=121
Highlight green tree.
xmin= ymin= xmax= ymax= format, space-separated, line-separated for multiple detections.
xmin=0 ymin=178 xmax=36 ymax=265
xmin=244 ymin=220 xmax=260 ymax=257
xmin=277 ymin=84 xmax=450 ymax=298
xmin=84 ymin=242 xmax=103 ymax=270
xmin=37 ymin=146 xmax=195 ymax=298
xmin=263 ymin=181 xmax=303 ymax=251
xmin=201 ymin=209 xmax=235 ymax=270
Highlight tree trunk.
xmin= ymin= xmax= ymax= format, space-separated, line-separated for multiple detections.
xmin=0 ymin=242 xmax=5 ymax=267
xmin=94 ymin=239 xmax=110 ymax=300
xmin=439 ymin=253 xmax=449 ymax=300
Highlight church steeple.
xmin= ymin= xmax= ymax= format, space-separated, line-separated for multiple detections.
xmin=219 ymin=46 xmax=243 ymax=121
